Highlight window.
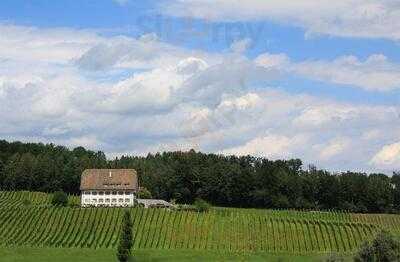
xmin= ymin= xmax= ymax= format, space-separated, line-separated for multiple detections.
xmin=105 ymin=199 xmax=110 ymax=202
xmin=119 ymin=198 xmax=123 ymax=202
xmin=112 ymin=199 xmax=117 ymax=202
xmin=92 ymin=199 xmax=97 ymax=203
xmin=85 ymin=199 xmax=89 ymax=203
xmin=99 ymin=191 xmax=104 ymax=195
xmin=125 ymin=199 xmax=130 ymax=202
xmin=105 ymin=191 xmax=110 ymax=195
xmin=84 ymin=191 xmax=90 ymax=195
xmin=125 ymin=191 xmax=131 ymax=195
xmin=112 ymin=191 xmax=117 ymax=195
xmin=118 ymin=191 xmax=123 ymax=195
xmin=92 ymin=191 xmax=97 ymax=195
xmin=99 ymin=199 xmax=104 ymax=203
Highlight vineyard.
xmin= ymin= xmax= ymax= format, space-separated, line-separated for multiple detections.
xmin=1 ymin=191 xmax=400 ymax=255
xmin=0 ymin=191 xmax=80 ymax=207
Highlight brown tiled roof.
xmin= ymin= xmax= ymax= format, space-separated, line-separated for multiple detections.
xmin=80 ymin=169 xmax=138 ymax=190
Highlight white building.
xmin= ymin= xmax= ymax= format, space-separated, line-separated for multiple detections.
xmin=80 ymin=169 xmax=138 ymax=207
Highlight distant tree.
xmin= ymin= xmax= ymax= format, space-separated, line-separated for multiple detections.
xmin=354 ymin=231 xmax=400 ymax=262
xmin=0 ymin=159 xmax=4 ymax=188
xmin=272 ymin=194 xmax=290 ymax=209
xmin=117 ymin=210 xmax=133 ymax=262
xmin=194 ymin=198 xmax=211 ymax=212
xmin=137 ymin=187 xmax=152 ymax=199
xmin=391 ymin=172 xmax=400 ymax=210
xmin=2 ymin=139 xmax=400 ymax=213
xmin=366 ymin=174 xmax=393 ymax=213
xmin=51 ymin=191 xmax=68 ymax=207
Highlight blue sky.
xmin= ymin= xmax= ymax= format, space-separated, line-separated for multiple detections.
xmin=0 ymin=0 xmax=399 ymax=173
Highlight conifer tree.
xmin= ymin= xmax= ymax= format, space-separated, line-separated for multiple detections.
xmin=117 ymin=209 xmax=133 ymax=262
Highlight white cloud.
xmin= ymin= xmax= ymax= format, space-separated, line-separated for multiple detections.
xmin=75 ymin=34 xmax=221 ymax=71
xmin=254 ymin=53 xmax=290 ymax=69
xmin=293 ymin=55 xmax=400 ymax=91
xmin=316 ymin=137 xmax=351 ymax=161
xmin=222 ymin=133 xmax=308 ymax=159
xmin=255 ymin=53 xmax=400 ymax=91
xmin=0 ymin=23 xmax=399 ymax=174
xmin=371 ymin=142 xmax=400 ymax=169
xmin=0 ymin=24 xmax=100 ymax=63
xmin=161 ymin=0 xmax=400 ymax=41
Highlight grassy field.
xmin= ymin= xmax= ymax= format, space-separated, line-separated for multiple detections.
xmin=0 ymin=191 xmax=399 ymax=259
xmin=0 ymin=247 xmax=350 ymax=261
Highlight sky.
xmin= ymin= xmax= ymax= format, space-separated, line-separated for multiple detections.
xmin=0 ymin=0 xmax=399 ymax=173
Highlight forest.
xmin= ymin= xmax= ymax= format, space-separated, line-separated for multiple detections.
xmin=0 ymin=139 xmax=399 ymax=213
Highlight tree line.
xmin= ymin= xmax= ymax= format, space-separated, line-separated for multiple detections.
xmin=0 ymin=139 xmax=399 ymax=213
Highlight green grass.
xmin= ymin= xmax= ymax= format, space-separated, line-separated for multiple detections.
xmin=0 ymin=247 xmax=351 ymax=262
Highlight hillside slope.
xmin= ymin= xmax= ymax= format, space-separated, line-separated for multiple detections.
xmin=1 ymin=191 xmax=399 ymax=255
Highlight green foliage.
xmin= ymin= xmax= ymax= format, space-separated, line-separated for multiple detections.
xmin=22 ymin=199 xmax=31 ymax=206
xmin=117 ymin=210 xmax=133 ymax=262
xmin=0 ymin=139 xmax=398 ymax=213
xmin=193 ymin=198 xmax=211 ymax=212
xmin=0 ymin=139 xmax=107 ymax=194
xmin=137 ymin=187 xmax=152 ymax=199
xmin=354 ymin=231 xmax=400 ymax=262
xmin=51 ymin=191 xmax=68 ymax=207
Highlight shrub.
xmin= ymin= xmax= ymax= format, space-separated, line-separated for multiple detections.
xmin=137 ymin=187 xmax=152 ymax=199
xmin=51 ymin=191 xmax=68 ymax=207
xmin=22 ymin=199 xmax=31 ymax=206
xmin=117 ymin=210 xmax=134 ymax=262
xmin=354 ymin=230 xmax=400 ymax=262
xmin=194 ymin=198 xmax=211 ymax=212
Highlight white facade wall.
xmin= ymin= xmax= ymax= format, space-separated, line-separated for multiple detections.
xmin=81 ymin=190 xmax=136 ymax=207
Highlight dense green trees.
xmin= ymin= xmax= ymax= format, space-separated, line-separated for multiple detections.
xmin=0 ymin=140 xmax=107 ymax=194
xmin=0 ymin=139 xmax=398 ymax=213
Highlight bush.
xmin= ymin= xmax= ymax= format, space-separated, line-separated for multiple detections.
xmin=22 ymin=199 xmax=31 ymax=206
xmin=137 ymin=187 xmax=152 ymax=199
xmin=194 ymin=198 xmax=211 ymax=212
xmin=51 ymin=191 xmax=68 ymax=207
xmin=354 ymin=230 xmax=400 ymax=262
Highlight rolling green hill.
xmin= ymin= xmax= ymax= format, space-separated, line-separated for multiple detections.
xmin=0 ymin=191 xmax=399 ymax=255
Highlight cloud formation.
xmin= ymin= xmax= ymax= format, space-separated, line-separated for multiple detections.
xmin=161 ymin=0 xmax=400 ymax=41
xmin=0 ymin=24 xmax=398 ymax=173
xmin=256 ymin=53 xmax=400 ymax=91
xmin=371 ymin=142 xmax=400 ymax=170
